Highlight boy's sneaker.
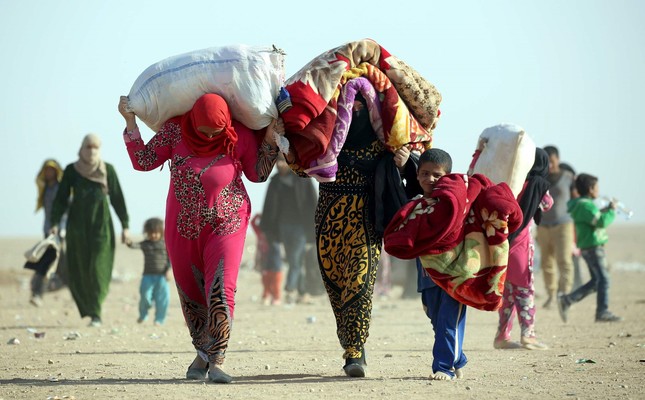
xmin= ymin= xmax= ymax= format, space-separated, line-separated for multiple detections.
xmin=595 ymin=311 xmax=623 ymax=322
xmin=557 ymin=294 xmax=570 ymax=323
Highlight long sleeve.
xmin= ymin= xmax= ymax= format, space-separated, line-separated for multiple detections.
xmin=107 ymin=163 xmax=129 ymax=229
xmin=123 ymin=122 xmax=177 ymax=171
xmin=595 ymin=208 xmax=616 ymax=228
xmin=234 ymin=121 xmax=278 ymax=183
xmin=577 ymin=199 xmax=616 ymax=229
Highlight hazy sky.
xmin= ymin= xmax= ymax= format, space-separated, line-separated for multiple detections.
xmin=1 ymin=0 xmax=643 ymax=237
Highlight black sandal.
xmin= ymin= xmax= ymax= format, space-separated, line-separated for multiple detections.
xmin=343 ymin=351 xmax=367 ymax=378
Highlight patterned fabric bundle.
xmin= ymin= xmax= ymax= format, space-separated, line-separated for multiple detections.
xmin=383 ymin=173 xmax=523 ymax=311
xmin=281 ymin=39 xmax=441 ymax=173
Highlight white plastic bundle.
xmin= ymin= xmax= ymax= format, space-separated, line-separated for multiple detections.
xmin=468 ymin=123 xmax=536 ymax=198
xmin=127 ymin=45 xmax=286 ymax=132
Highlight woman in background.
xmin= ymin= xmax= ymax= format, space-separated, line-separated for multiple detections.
xmin=50 ymin=134 xmax=130 ymax=327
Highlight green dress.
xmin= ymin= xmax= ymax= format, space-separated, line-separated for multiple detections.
xmin=51 ymin=163 xmax=129 ymax=319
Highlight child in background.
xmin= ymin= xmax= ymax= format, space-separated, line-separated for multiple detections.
xmin=127 ymin=218 xmax=171 ymax=325
xmin=251 ymin=214 xmax=281 ymax=305
xmin=30 ymin=159 xmax=65 ymax=306
xmin=558 ymin=174 xmax=622 ymax=323
xmin=414 ymin=148 xmax=467 ymax=381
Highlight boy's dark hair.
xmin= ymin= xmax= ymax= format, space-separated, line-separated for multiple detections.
xmin=143 ymin=217 xmax=164 ymax=235
xmin=419 ymin=148 xmax=452 ymax=173
xmin=543 ymin=145 xmax=559 ymax=158
xmin=575 ymin=173 xmax=598 ymax=197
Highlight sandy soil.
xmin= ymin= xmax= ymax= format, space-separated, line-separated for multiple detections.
xmin=1 ymin=224 xmax=644 ymax=400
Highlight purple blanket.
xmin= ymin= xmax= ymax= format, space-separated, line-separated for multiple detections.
xmin=304 ymin=77 xmax=383 ymax=182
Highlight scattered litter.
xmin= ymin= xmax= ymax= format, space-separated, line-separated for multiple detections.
xmin=306 ymin=316 xmax=316 ymax=324
xmin=7 ymin=337 xmax=20 ymax=345
xmin=64 ymin=332 xmax=81 ymax=340
xmin=35 ymin=332 xmax=46 ymax=339
xmin=575 ymin=359 xmax=596 ymax=364
xmin=48 ymin=376 xmax=59 ymax=382
xmin=384 ymin=354 xmax=393 ymax=358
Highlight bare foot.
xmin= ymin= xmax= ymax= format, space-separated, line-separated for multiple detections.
xmin=429 ymin=371 xmax=454 ymax=381
xmin=454 ymin=368 xmax=464 ymax=379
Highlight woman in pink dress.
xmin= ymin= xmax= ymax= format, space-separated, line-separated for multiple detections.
xmin=118 ymin=94 xmax=280 ymax=383
xmin=494 ymin=148 xmax=553 ymax=350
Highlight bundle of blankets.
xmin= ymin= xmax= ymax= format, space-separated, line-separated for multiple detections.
xmin=383 ymin=173 xmax=523 ymax=311
xmin=279 ymin=38 xmax=442 ymax=181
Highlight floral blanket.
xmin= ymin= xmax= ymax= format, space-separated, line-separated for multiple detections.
xmin=281 ymin=39 xmax=442 ymax=170
xmin=383 ymin=173 xmax=523 ymax=311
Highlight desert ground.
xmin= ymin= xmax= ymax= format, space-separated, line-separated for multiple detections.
xmin=1 ymin=224 xmax=644 ymax=400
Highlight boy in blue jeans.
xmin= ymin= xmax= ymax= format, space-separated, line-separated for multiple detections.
xmin=558 ymin=173 xmax=622 ymax=323
xmin=127 ymin=217 xmax=171 ymax=325
xmin=415 ymin=148 xmax=467 ymax=380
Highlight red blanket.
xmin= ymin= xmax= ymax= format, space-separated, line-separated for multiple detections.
xmin=383 ymin=174 xmax=523 ymax=311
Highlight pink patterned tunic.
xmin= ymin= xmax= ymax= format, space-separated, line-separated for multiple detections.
xmin=124 ymin=120 xmax=275 ymax=366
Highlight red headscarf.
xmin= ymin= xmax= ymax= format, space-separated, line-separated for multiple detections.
xmin=181 ymin=94 xmax=238 ymax=157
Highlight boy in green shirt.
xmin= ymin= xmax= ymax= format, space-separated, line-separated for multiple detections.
xmin=557 ymin=173 xmax=622 ymax=323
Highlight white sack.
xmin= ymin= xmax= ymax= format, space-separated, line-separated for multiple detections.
xmin=24 ymin=234 xmax=59 ymax=263
xmin=127 ymin=45 xmax=285 ymax=132
xmin=468 ymin=123 xmax=536 ymax=198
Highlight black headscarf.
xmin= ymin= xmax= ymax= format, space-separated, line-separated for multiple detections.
xmin=508 ymin=148 xmax=551 ymax=243
xmin=343 ymin=93 xmax=376 ymax=149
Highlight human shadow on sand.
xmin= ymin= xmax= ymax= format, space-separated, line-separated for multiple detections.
xmin=0 ymin=373 xmax=375 ymax=386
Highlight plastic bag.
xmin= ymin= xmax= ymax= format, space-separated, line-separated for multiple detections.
xmin=127 ymin=45 xmax=286 ymax=132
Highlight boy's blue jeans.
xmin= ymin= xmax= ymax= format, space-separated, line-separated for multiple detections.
xmin=421 ymin=285 xmax=468 ymax=377
xmin=566 ymin=246 xmax=610 ymax=318
xmin=139 ymin=274 xmax=170 ymax=324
